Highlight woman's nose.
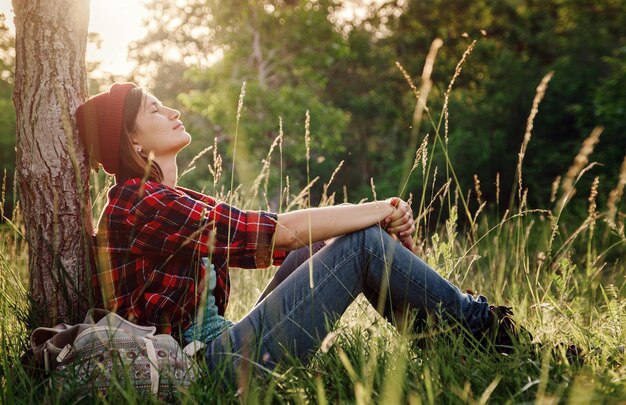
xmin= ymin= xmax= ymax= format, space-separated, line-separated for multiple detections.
xmin=167 ymin=106 xmax=180 ymax=119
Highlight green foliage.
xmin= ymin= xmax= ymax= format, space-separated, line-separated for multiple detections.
xmin=181 ymin=73 xmax=349 ymax=194
xmin=3 ymin=0 xmax=626 ymax=214
xmin=125 ymin=0 xmax=625 ymax=216
xmin=388 ymin=0 xmax=624 ymax=211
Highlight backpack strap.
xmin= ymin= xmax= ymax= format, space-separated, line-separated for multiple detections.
xmin=142 ymin=337 xmax=160 ymax=394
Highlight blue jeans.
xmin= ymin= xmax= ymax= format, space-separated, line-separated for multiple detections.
xmin=204 ymin=225 xmax=490 ymax=381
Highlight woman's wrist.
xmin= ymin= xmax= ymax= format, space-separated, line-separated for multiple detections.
xmin=375 ymin=199 xmax=396 ymax=228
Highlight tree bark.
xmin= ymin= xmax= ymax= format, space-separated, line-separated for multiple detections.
xmin=12 ymin=0 xmax=91 ymax=326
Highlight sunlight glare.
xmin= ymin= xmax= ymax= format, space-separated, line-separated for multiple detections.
xmin=87 ymin=0 xmax=148 ymax=76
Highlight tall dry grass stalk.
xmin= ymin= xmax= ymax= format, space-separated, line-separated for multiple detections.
xmin=415 ymin=38 xmax=443 ymax=127
xmin=1 ymin=170 xmax=6 ymax=220
xmin=304 ymin=110 xmax=314 ymax=288
xmin=369 ymin=176 xmax=400 ymax=323
xmin=179 ymin=145 xmax=213 ymax=180
xmin=588 ymin=176 xmax=600 ymax=240
xmin=226 ymin=81 xmax=247 ymax=263
xmin=91 ymin=172 xmax=113 ymax=221
xmin=420 ymin=40 xmax=479 ymax=233
xmin=398 ymin=40 xmax=481 ymax=238
xmin=472 ymin=200 xmax=487 ymax=234
xmin=420 ymin=166 xmax=439 ymax=230
xmin=495 ymin=172 xmax=500 ymax=208
xmin=549 ymin=166 xmax=605 ymax=267
xmin=278 ymin=117 xmax=284 ymax=213
xmin=415 ymin=179 xmax=450 ymax=234
xmin=473 ymin=174 xmax=483 ymax=205
xmin=304 ymin=111 xmax=312 ymax=209
xmin=550 ymin=175 xmax=561 ymax=203
xmin=516 ymin=71 xmax=553 ymax=208
xmin=420 ymin=134 xmax=429 ymax=179
xmin=370 ymin=177 xmax=378 ymax=201
xmin=321 ymin=160 xmax=344 ymax=206
xmin=399 ymin=133 xmax=430 ymax=198
xmin=207 ymin=137 xmax=223 ymax=196
xmin=588 ymin=176 xmax=600 ymax=219
xmin=249 ymin=132 xmax=281 ymax=209
xmin=442 ymin=40 xmax=476 ymax=144
xmin=396 ymin=38 xmax=442 ymax=198
xmin=607 ymin=155 xmax=626 ymax=222
xmin=411 ymin=143 xmax=422 ymax=172
xmin=230 ymin=81 xmax=247 ymax=198
xmin=395 ymin=61 xmax=419 ymax=100
xmin=557 ymin=126 xmax=603 ymax=213
xmin=305 ymin=110 xmax=311 ymax=166
xmin=284 ymin=175 xmax=291 ymax=208
xmin=261 ymin=159 xmax=274 ymax=210
xmin=520 ymin=187 xmax=528 ymax=211
xmin=551 ymin=215 xmax=596 ymax=269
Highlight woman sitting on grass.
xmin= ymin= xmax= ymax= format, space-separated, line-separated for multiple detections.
xmin=76 ymin=82 xmax=523 ymax=383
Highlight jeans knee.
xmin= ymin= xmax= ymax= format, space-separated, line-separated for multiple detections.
xmin=361 ymin=224 xmax=381 ymax=241
xmin=344 ymin=225 xmax=380 ymax=247
xmin=328 ymin=225 xmax=388 ymax=260
xmin=360 ymin=225 xmax=392 ymax=247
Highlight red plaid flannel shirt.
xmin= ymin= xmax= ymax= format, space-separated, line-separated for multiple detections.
xmin=93 ymin=178 xmax=286 ymax=334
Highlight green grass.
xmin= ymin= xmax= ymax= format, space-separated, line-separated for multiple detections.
xmin=2 ymin=209 xmax=624 ymax=404
xmin=1 ymin=44 xmax=625 ymax=403
xmin=2 ymin=147 xmax=624 ymax=405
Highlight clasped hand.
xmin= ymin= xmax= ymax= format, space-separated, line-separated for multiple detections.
xmin=381 ymin=197 xmax=417 ymax=253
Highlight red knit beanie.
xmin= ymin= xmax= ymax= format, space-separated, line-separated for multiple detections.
xmin=76 ymin=82 xmax=137 ymax=174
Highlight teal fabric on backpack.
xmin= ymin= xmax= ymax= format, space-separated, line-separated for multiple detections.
xmin=183 ymin=258 xmax=234 ymax=344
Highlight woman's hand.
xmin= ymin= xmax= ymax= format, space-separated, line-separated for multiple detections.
xmin=382 ymin=197 xmax=414 ymax=236
xmin=382 ymin=197 xmax=417 ymax=253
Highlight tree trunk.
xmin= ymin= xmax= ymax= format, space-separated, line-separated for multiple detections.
xmin=12 ymin=0 xmax=92 ymax=326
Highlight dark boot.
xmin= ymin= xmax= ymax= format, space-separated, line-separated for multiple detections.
xmin=475 ymin=305 xmax=532 ymax=354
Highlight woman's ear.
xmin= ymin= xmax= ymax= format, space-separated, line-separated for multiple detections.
xmin=132 ymin=140 xmax=143 ymax=154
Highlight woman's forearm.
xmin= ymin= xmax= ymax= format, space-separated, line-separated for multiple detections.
xmin=273 ymin=201 xmax=394 ymax=250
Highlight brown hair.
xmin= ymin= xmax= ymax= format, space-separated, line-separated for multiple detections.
xmin=115 ymin=87 xmax=164 ymax=184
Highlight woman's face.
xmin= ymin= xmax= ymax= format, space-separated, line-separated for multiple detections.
xmin=131 ymin=94 xmax=191 ymax=158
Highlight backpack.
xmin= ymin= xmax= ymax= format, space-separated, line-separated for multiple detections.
xmin=30 ymin=309 xmax=205 ymax=398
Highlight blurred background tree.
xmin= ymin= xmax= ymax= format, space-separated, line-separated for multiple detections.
xmin=128 ymin=0 xmax=351 ymax=204
xmin=123 ymin=0 xmax=624 ymax=214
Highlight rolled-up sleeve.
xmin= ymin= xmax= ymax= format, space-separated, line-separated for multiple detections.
xmin=128 ymin=183 xmax=282 ymax=269
xmin=208 ymin=202 xmax=280 ymax=268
